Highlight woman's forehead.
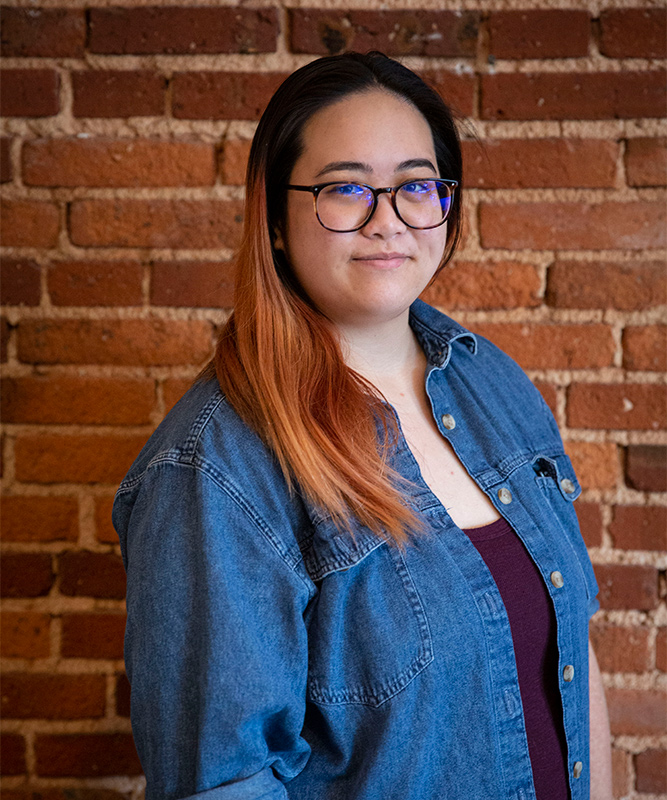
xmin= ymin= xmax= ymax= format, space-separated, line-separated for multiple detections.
xmin=296 ymin=89 xmax=437 ymax=177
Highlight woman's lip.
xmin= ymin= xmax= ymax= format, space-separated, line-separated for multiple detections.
xmin=352 ymin=253 xmax=410 ymax=267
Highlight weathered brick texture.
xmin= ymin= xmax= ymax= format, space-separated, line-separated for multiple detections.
xmin=61 ymin=613 xmax=126 ymax=659
xmin=290 ymin=10 xmax=479 ymax=56
xmin=72 ymin=71 xmax=165 ymax=118
xmin=1 ymin=375 xmax=155 ymax=425
xmin=599 ymin=8 xmax=667 ymax=59
xmin=1 ymin=3 xmax=665 ymax=794
xmin=0 ymin=69 xmax=60 ymax=117
xmin=1 ymin=8 xmax=86 ymax=58
xmin=1 ymin=674 xmax=107 ymax=719
xmin=1 ymin=199 xmax=60 ymax=247
xmin=34 ymin=734 xmax=142 ymax=777
xmin=69 ymin=199 xmax=243 ymax=249
xmin=24 ymin=138 xmax=216 ymax=188
xmin=48 ymin=260 xmax=144 ymax=307
xmin=2 ymin=496 xmax=79 ymax=542
xmin=88 ymin=7 xmax=278 ymax=55
xmin=488 ymin=11 xmax=590 ymax=59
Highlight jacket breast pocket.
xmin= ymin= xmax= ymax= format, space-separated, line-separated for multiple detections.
xmin=533 ymin=452 xmax=599 ymax=609
xmin=305 ymin=541 xmax=434 ymax=708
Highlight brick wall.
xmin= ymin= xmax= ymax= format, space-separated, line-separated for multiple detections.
xmin=1 ymin=2 xmax=665 ymax=798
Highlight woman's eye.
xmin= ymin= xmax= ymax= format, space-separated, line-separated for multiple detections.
xmin=402 ymin=181 xmax=432 ymax=194
xmin=327 ymin=183 xmax=364 ymax=196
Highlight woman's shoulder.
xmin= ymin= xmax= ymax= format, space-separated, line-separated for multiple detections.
xmin=115 ymin=376 xmax=293 ymax=511
xmin=412 ymin=300 xmax=561 ymax=443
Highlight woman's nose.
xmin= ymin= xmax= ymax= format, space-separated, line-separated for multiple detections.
xmin=362 ymin=193 xmax=406 ymax=238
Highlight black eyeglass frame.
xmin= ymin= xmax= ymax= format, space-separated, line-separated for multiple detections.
xmin=286 ymin=178 xmax=459 ymax=232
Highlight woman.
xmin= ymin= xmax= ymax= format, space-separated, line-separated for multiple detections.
xmin=113 ymin=52 xmax=612 ymax=800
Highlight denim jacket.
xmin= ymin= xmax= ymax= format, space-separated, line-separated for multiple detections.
xmin=113 ymin=299 xmax=599 ymax=800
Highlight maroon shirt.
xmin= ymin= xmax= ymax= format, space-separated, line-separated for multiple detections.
xmin=463 ymin=516 xmax=570 ymax=800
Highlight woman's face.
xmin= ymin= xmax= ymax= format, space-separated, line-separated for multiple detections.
xmin=275 ymin=89 xmax=449 ymax=330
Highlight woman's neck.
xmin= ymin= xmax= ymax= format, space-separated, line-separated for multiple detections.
xmin=338 ymin=312 xmax=425 ymax=392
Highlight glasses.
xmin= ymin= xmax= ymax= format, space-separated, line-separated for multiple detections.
xmin=286 ymin=178 xmax=458 ymax=233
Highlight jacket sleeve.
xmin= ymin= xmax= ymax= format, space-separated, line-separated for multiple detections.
xmin=115 ymin=459 xmax=313 ymax=800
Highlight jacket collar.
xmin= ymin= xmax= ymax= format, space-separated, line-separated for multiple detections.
xmin=409 ymin=299 xmax=477 ymax=368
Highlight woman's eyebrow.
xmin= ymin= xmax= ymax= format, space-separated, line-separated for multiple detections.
xmin=315 ymin=160 xmax=373 ymax=178
xmin=314 ymin=157 xmax=437 ymax=179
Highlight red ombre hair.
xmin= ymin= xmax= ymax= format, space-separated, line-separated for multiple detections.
xmin=213 ymin=53 xmax=464 ymax=548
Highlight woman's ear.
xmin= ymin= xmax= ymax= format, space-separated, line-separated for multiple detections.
xmin=273 ymin=227 xmax=285 ymax=251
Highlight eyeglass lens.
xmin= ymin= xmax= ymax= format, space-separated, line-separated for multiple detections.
xmin=316 ymin=181 xmax=453 ymax=232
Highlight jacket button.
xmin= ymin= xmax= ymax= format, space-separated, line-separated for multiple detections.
xmin=550 ymin=571 xmax=564 ymax=588
xmin=573 ymin=761 xmax=583 ymax=779
xmin=441 ymin=414 xmax=456 ymax=430
xmin=561 ymin=478 xmax=575 ymax=494
xmin=497 ymin=487 xmax=512 ymax=505
xmin=563 ymin=664 xmax=575 ymax=682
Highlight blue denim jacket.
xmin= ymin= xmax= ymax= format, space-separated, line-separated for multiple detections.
xmin=113 ymin=299 xmax=599 ymax=800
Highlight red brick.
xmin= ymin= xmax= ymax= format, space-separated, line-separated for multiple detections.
xmin=589 ymin=623 xmax=651 ymax=673
xmin=657 ymin=629 xmax=667 ymax=672
xmin=482 ymin=201 xmax=665 ymax=251
xmin=481 ymin=71 xmax=666 ymax=121
xmin=1 ymin=611 xmax=50 ymax=658
xmin=163 ymin=377 xmax=194 ymax=415
xmin=18 ymin=318 xmax=213 ymax=366
xmin=595 ymin=564 xmax=659 ymax=611
xmin=421 ymin=71 xmax=476 ymax=117
xmin=0 ymin=69 xmax=60 ymax=117
xmin=48 ymin=260 xmax=144 ymax=306
xmin=1 ymin=8 xmax=85 ymax=58
xmin=625 ymin=137 xmax=667 ymax=187
xmin=1 ymin=316 xmax=10 ymax=363
xmin=567 ymin=383 xmax=665 ymax=431
xmin=635 ymin=749 xmax=667 ymax=793
xmin=611 ymin=505 xmax=666 ymax=552
xmin=488 ymin=11 xmax=589 ymax=59
xmin=14 ymin=434 xmax=146 ymax=484
xmin=90 ymin=7 xmax=277 ymax=55
xmin=470 ymin=322 xmax=614 ymax=370
xmin=1 ymin=259 xmax=41 ymax=305
xmin=1 ymin=673 xmax=106 ymax=719
xmin=95 ymin=496 xmax=118 ymax=544
xmin=1 ymin=137 xmax=12 ymax=183
xmin=1 ymin=552 xmax=53 ymax=598
xmin=0 ymin=733 xmax=26 ymax=775
xmin=2 ymin=791 xmax=130 ymax=800
xmin=289 ymin=10 xmax=478 ymax=56
xmin=59 ymin=551 xmax=126 ymax=599
xmin=547 ymin=260 xmax=666 ymax=311
xmin=61 ymin=613 xmax=126 ymax=659
xmin=1 ymin=375 xmax=155 ymax=425
xmin=612 ymin=748 xmax=631 ymax=799
xmin=172 ymin=71 xmax=288 ymax=120
xmin=422 ymin=260 xmax=541 ymax=309
xmin=220 ymin=139 xmax=251 ymax=185
xmin=35 ymin=733 xmax=142 ymax=777
xmin=625 ymin=444 xmax=667 ymax=492
xmin=0 ymin=199 xmax=59 ymax=247
xmin=116 ymin=673 xmax=131 ymax=717
xmin=151 ymin=260 xmax=235 ymax=308
xmin=69 ymin=198 xmax=243 ymax=249
xmin=567 ymin=439 xmax=617 ymax=491
xmin=534 ymin=381 xmax=557 ymax=417
xmin=24 ymin=137 xmax=216 ymax=188
xmin=1 ymin=496 xmax=78 ymax=542
xmin=72 ymin=71 xmax=165 ymax=118
xmin=575 ymin=501 xmax=603 ymax=548
xmin=463 ymin=139 xmax=617 ymax=189
xmin=607 ymin=689 xmax=667 ymax=736
xmin=600 ymin=9 xmax=667 ymax=59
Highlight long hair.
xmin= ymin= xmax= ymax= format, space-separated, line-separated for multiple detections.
xmin=213 ymin=52 xmax=464 ymax=548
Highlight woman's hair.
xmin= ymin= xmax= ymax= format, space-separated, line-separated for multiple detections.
xmin=212 ymin=52 xmax=463 ymax=548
